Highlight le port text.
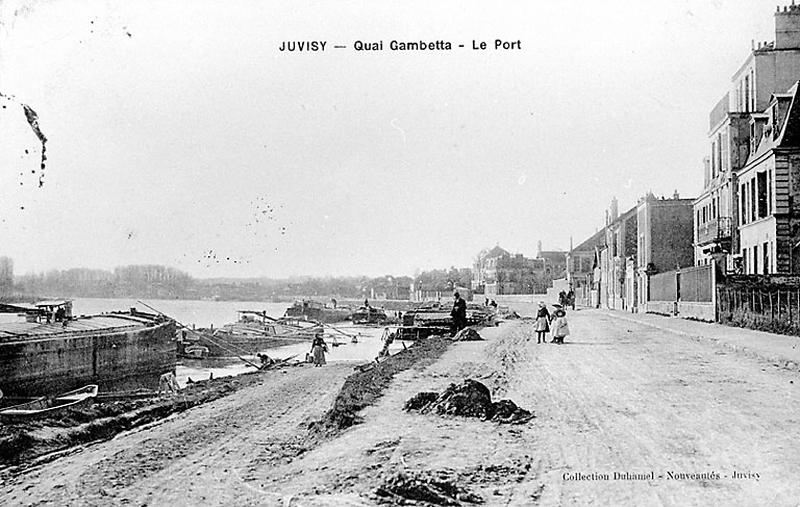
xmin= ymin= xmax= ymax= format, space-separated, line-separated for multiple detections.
xmin=277 ymin=39 xmax=522 ymax=52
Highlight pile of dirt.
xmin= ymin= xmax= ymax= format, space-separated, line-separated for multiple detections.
xmin=405 ymin=379 xmax=534 ymax=425
xmin=375 ymin=470 xmax=484 ymax=505
xmin=451 ymin=328 xmax=483 ymax=341
xmin=310 ymin=335 xmax=451 ymax=436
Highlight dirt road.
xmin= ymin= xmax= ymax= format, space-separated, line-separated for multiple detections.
xmin=255 ymin=310 xmax=800 ymax=506
xmin=1 ymin=363 xmax=355 ymax=506
xmin=4 ymin=310 xmax=800 ymax=506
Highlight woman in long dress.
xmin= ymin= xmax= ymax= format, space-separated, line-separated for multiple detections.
xmin=534 ymin=301 xmax=550 ymax=344
xmin=311 ymin=333 xmax=328 ymax=366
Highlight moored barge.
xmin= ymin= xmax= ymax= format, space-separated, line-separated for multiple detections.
xmin=284 ymin=299 xmax=351 ymax=323
xmin=0 ymin=303 xmax=176 ymax=397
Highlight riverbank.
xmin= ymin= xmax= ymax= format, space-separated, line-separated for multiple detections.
xmin=0 ymin=335 xmax=452 ymax=480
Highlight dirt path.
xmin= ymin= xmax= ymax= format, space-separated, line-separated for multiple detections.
xmin=256 ymin=311 xmax=800 ymax=506
xmin=2 ymin=363 xmax=355 ymax=506
xmin=4 ymin=311 xmax=800 ymax=506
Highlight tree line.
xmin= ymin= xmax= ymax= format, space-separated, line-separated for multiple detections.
xmin=1 ymin=258 xmax=473 ymax=302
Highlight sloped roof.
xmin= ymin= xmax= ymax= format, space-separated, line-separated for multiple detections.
xmin=484 ymin=245 xmax=511 ymax=258
xmin=778 ymin=82 xmax=800 ymax=147
xmin=572 ymin=228 xmax=606 ymax=253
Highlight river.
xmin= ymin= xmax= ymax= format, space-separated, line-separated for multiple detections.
xmin=71 ymin=298 xmax=411 ymax=387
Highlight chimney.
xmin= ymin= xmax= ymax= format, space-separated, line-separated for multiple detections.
xmin=775 ymin=3 xmax=800 ymax=49
xmin=610 ymin=196 xmax=619 ymax=222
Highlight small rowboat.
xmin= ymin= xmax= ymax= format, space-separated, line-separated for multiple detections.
xmin=0 ymin=384 xmax=98 ymax=419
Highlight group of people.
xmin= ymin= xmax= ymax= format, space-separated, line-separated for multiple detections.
xmin=558 ymin=289 xmax=576 ymax=310
xmin=533 ymin=301 xmax=570 ymax=344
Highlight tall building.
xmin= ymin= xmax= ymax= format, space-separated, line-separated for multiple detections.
xmin=695 ymin=4 xmax=800 ymax=272
xmin=737 ymin=81 xmax=800 ymax=273
xmin=636 ymin=193 xmax=695 ymax=307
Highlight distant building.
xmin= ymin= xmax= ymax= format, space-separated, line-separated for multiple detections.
xmin=599 ymin=197 xmax=638 ymax=311
xmin=472 ymin=244 xmax=560 ymax=295
xmin=737 ymin=81 xmax=800 ymax=273
xmin=636 ymin=193 xmax=696 ymax=308
xmin=566 ymin=229 xmax=605 ymax=307
xmin=535 ymin=241 xmax=567 ymax=282
xmin=695 ymin=4 xmax=800 ymax=272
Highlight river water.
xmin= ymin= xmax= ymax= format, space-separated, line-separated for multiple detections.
xmin=71 ymin=298 xmax=410 ymax=387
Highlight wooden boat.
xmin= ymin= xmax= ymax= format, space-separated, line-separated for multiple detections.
xmin=0 ymin=384 xmax=98 ymax=419
xmin=0 ymin=305 xmax=176 ymax=397
xmin=350 ymin=305 xmax=388 ymax=325
xmin=178 ymin=310 xmax=323 ymax=358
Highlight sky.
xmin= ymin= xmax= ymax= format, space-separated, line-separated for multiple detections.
xmin=0 ymin=0 xmax=786 ymax=278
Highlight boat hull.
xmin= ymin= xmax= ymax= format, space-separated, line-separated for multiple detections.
xmin=0 ymin=319 xmax=175 ymax=397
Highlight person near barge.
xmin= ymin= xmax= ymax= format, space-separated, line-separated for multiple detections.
xmin=450 ymin=291 xmax=467 ymax=336
xmin=533 ymin=301 xmax=550 ymax=344
xmin=310 ymin=333 xmax=329 ymax=367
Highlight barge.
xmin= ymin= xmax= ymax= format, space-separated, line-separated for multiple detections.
xmin=284 ymin=299 xmax=351 ymax=323
xmin=178 ymin=310 xmax=322 ymax=357
xmin=350 ymin=305 xmax=388 ymax=325
xmin=0 ymin=303 xmax=176 ymax=397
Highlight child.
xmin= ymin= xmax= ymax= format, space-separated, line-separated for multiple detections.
xmin=533 ymin=301 xmax=550 ymax=344
xmin=550 ymin=304 xmax=570 ymax=344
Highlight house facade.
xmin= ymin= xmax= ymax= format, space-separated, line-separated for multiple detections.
xmin=598 ymin=198 xmax=638 ymax=311
xmin=637 ymin=193 xmax=696 ymax=308
xmin=738 ymin=82 xmax=800 ymax=273
xmin=695 ymin=4 xmax=800 ymax=272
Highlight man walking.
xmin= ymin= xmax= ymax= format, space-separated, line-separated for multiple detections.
xmin=451 ymin=291 xmax=467 ymax=336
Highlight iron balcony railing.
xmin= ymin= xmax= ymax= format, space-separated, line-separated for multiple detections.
xmin=696 ymin=216 xmax=732 ymax=245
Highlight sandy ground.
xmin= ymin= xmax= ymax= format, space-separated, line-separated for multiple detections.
xmin=4 ymin=310 xmax=800 ymax=506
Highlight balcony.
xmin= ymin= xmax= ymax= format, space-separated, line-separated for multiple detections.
xmin=697 ymin=217 xmax=732 ymax=246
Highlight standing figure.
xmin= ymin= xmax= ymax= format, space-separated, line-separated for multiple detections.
xmin=533 ymin=301 xmax=550 ymax=344
xmin=310 ymin=333 xmax=328 ymax=367
xmin=550 ymin=304 xmax=570 ymax=344
xmin=558 ymin=290 xmax=567 ymax=307
xmin=450 ymin=291 xmax=467 ymax=336
xmin=567 ymin=288 xmax=576 ymax=310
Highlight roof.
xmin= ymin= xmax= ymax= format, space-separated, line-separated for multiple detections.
xmin=0 ymin=302 xmax=38 ymax=313
xmin=0 ymin=313 xmax=163 ymax=341
xmin=35 ymin=300 xmax=71 ymax=307
xmin=571 ymin=228 xmax=606 ymax=253
xmin=745 ymin=81 xmax=800 ymax=165
xmin=483 ymin=245 xmax=511 ymax=258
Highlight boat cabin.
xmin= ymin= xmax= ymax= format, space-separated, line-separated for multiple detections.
xmin=0 ymin=300 xmax=73 ymax=324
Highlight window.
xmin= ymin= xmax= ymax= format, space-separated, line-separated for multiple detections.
xmin=763 ymin=242 xmax=769 ymax=274
xmin=753 ymin=244 xmax=759 ymax=274
xmin=741 ymin=184 xmax=747 ymax=225
xmin=721 ymin=132 xmax=729 ymax=172
xmin=711 ymin=140 xmax=717 ymax=177
xmin=743 ymin=248 xmax=748 ymax=273
xmin=751 ymin=179 xmax=757 ymax=222
xmin=757 ymin=171 xmax=768 ymax=219
xmin=767 ymin=169 xmax=772 ymax=214
xmin=744 ymin=75 xmax=751 ymax=113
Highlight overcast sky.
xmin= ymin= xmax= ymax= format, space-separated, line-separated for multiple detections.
xmin=0 ymin=0 xmax=784 ymax=278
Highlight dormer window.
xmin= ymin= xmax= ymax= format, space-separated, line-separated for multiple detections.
xmin=770 ymin=103 xmax=780 ymax=140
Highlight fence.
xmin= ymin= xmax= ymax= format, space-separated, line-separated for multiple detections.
xmin=649 ymin=272 xmax=677 ymax=302
xmin=678 ymin=265 xmax=714 ymax=302
xmin=717 ymin=285 xmax=800 ymax=334
xmin=646 ymin=264 xmax=715 ymax=321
